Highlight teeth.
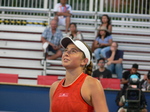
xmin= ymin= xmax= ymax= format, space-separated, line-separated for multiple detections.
xmin=64 ymin=58 xmax=68 ymax=61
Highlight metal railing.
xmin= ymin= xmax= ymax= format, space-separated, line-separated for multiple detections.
xmin=0 ymin=0 xmax=149 ymax=34
xmin=0 ymin=0 xmax=149 ymax=13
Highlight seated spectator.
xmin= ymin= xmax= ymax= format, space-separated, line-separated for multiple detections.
xmin=91 ymin=14 xmax=112 ymax=52
xmin=53 ymin=0 xmax=72 ymax=33
xmin=93 ymin=26 xmax=113 ymax=60
xmin=106 ymin=42 xmax=124 ymax=79
xmin=41 ymin=19 xmax=63 ymax=60
xmin=92 ymin=58 xmax=112 ymax=79
xmin=66 ymin=23 xmax=83 ymax=41
xmin=99 ymin=14 xmax=112 ymax=33
xmin=121 ymin=64 xmax=141 ymax=90
xmin=141 ymin=71 xmax=150 ymax=91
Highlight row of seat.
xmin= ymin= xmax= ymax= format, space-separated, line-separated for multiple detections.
xmin=0 ymin=73 xmax=121 ymax=90
xmin=0 ymin=7 xmax=150 ymax=84
xmin=0 ymin=73 xmax=58 ymax=85
xmin=0 ymin=30 xmax=149 ymax=80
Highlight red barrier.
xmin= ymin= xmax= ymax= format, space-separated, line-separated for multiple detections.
xmin=100 ymin=78 xmax=121 ymax=90
xmin=37 ymin=75 xmax=58 ymax=85
xmin=0 ymin=73 xmax=18 ymax=83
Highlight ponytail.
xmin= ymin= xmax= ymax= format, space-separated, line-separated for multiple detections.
xmin=84 ymin=61 xmax=93 ymax=76
xmin=81 ymin=42 xmax=93 ymax=76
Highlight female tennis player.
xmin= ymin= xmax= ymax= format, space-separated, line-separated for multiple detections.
xmin=49 ymin=36 xmax=109 ymax=112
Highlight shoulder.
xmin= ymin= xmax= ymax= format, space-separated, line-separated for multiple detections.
xmin=93 ymin=69 xmax=99 ymax=74
xmin=118 ymin=50 xmax=123 ymax=53
xmin=123 ymin=70 xmax=130 ymax=74
xmin=106 ymin=35 xmax=112 ymax=39
xmin=116 ymin=50 xmax=124 ymax=56
xmin=43 ymin=27 xmax=50 ymax=33
xmin=66 ymin=4 xmax=71 ymax=7
xmin=51 ymin=80 xmax=60 ymax=91
xmin=50 ymin=80 xmax=61 ymax=95
xmin=77 ymin=31 xmax=81 ymax=34
xmin=105 ymin=68 xmax=111 ymax=73
xmin=56 ymin=29 xmax=62 ymax=34
xmin=108 ymin=24 xmax=112 ymax=27
xmin=55 ymin=3 xmax=61 ymax=7
xmin=66 ymin=31 xmax=71 ymax=36
xmin=44 ymin=27 xmax=50 ymax=31
xmin=85 ymin=76 xmax=101 ymax=88
xmin=93 ymin=69 xmax=99 ymax=72
xmin=137 ymin=72 xmax=141 ymax=75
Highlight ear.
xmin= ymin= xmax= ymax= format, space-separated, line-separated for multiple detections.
xmin=81 ymin=58 xmax=88 ymax=66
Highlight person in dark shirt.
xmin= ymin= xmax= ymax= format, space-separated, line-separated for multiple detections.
xmin=121 ymin=63 xmax=141 ymax=90
xmin=92 ymin=58 xmax=112 ymax=79
xmin=106 ymin=42 xmax=124 ymax=79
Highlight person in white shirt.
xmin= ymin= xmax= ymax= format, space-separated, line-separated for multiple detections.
xmin=53 ymin=0 xmax=72 ymax=33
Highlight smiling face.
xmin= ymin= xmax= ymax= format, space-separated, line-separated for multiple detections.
xmin=62 ymin=43 xmax=87 ymax=69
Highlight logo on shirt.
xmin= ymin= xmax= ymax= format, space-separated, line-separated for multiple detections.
xmin=59 ymin=93 xmax=69 ymax=97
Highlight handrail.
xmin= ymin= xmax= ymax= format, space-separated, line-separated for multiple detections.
xmin=0 ymin=6 xmax=49 ymax=13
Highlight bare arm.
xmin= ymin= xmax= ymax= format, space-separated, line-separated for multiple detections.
xmin=121 ymin=78 xmax=129 ymax=84
xmin=108 ymin=25 xmax=112 ymax=33
xmin=41 ymin=37 xmax=55 ymax=47
xmin=91 ymin=79 xmax=109 ymax=112
xmin=111 ymin=58 xmax=123 ymax=64
xmin=107 ymin=51 xmax=115 ymax=62
xmin=83 ymin=77 xmax=109 ymax=112
xmin=101 ymin=39 xmax=113 ymax=47
xmin=49 ymin=81 xmax=60 ymax=112
xmin=93 ymin=40 xmax=100 ymax=49
xmin=55 ymin=11 xmax=71 ymax=17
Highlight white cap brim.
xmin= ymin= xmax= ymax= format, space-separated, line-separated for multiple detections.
xmin=60 ymin=37 xmax=91 ymax=65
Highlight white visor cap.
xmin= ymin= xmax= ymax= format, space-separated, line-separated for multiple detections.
xmin=60 ymin=37 xmax=91 ymax=66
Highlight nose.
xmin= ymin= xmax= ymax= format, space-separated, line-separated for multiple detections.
xmin=63 ymin=50 xmax=69 ymax=56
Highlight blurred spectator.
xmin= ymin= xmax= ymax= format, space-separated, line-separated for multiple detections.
xmin=66 ymin=23 xmax=83 ymax=41
xmin=106 ymin=42 xmax=124 ymax=79
xmin=141 ymin=71 xmax=150 ymax=91
xmin=92 ymin=14 xmax=112 ymax=53
xmin=54 ymin=0 xmax=72 ymax=33
xmin=121 ymin=63 xmax=141 ymax=90
xmin=99 ymin=14 xmax=112 ymax=33
xmin=93 ymin=26 xmax=113 ymax=60
xmin=41 ymin=19 xmax=63 ymax=60
xmin=92 ymin=58 xmax=112 ymax=79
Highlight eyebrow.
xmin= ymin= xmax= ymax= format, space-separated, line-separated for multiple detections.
xmin=65 ymin=47 xmax=80 ymax=51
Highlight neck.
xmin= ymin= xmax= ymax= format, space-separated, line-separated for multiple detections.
xmin=61 ymin=3 xmax=66 ymax=6
xmin=99 ymin=67 xmax=105 ymax=72
xmin=52 ymin=29 xmax=56 ymax=34
xmin=101 ymin=35 xmax=105 ymax=38
xmin=64 ymin=68 xmax=83 ymax=86
xmin=103 ymin=23 xmax=108 ymax=25
xmin=71 ymin=31 xmax=77 ymax=35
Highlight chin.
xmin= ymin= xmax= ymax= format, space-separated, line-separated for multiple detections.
xmin=62 ymin=62 xmax=69 ymax=67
